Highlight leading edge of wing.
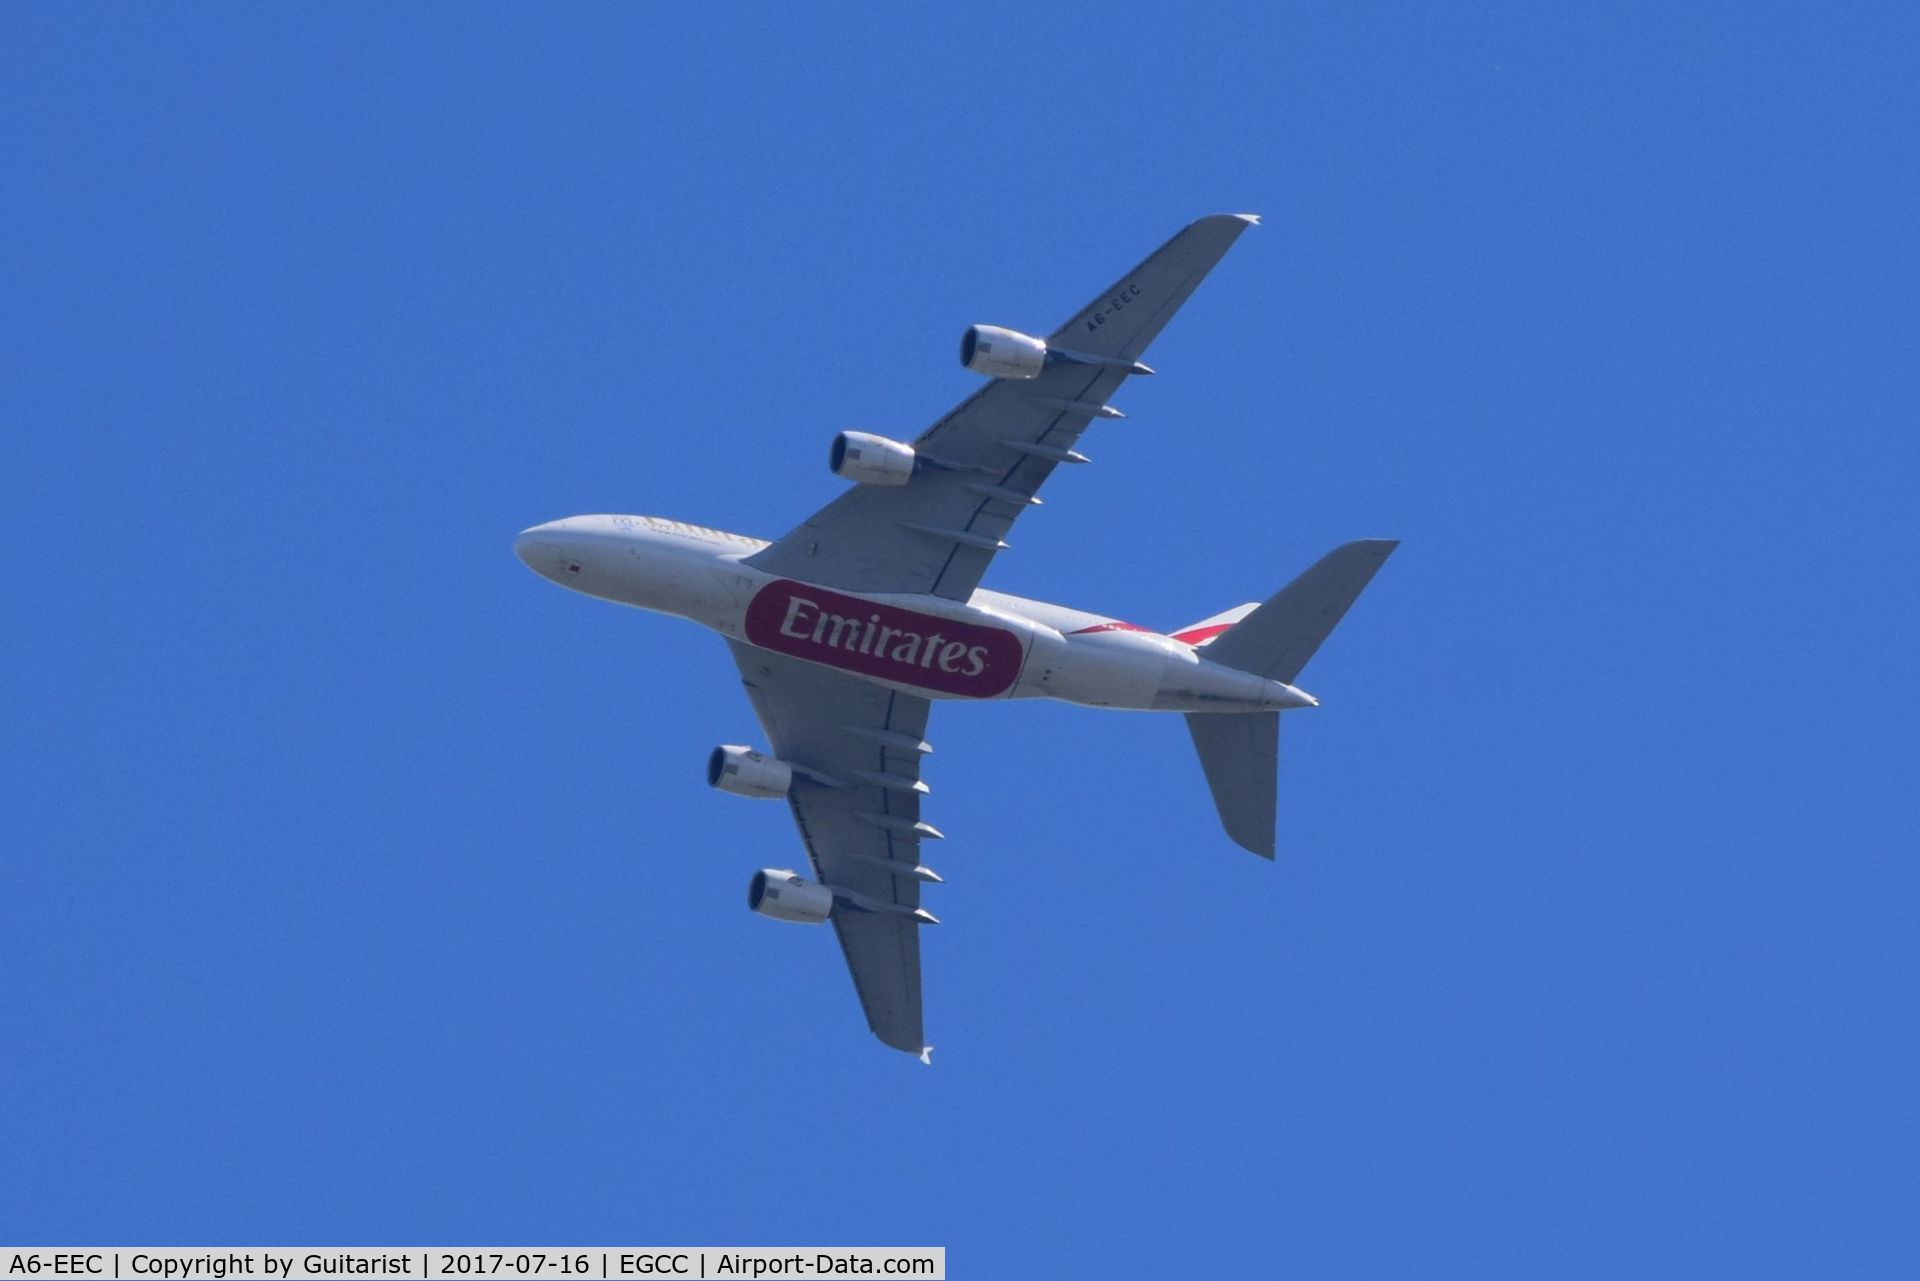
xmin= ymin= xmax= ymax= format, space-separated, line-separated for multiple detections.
xmin=1046 ymin=212 xmax=1260 ymax=363
xmin=725 ymin=640 xmax=935 ymax=1056
xmin=743 ymin=213 xmax=1260 ymax=602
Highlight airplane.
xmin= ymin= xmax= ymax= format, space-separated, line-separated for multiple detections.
xmin=514 ymin=214 xmax=1396 ymax=1060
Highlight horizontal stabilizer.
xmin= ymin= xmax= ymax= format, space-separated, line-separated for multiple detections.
xmin=1186 ymin=712 xmax=1279 ymax=857
xmin=1203 ymin=540 xmax=1398 ymax=684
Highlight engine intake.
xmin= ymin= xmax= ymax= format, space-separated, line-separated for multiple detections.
xmin=960 ymin=324 xmax=1048 ymax=379
xmin=748 ymin=868 xmax=833 ymax=924
xmin=830 ymin=431 xmax=916 ymax=486
xmin=707 ymin=745 xmax=794 ymax=799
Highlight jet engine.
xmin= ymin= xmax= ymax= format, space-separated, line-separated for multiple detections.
xmin=829 ymin=431 xmax=916 ymax=486
xmin=960 ymin=324 xmax=1048 ymax=379
xmin=748 ymin=868 xmax=834 ymax=924
xmin=707 ymin=745 xmax=794 ymax=799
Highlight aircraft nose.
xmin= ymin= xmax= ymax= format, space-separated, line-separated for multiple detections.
xmin=513 ymin=528 xmax=547 ymax=570
xmin=514 ymin=520 xmax=572 ymax=575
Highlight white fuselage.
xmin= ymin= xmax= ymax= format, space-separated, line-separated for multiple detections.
xmin=514 ymin=514 xmax=1314 ymax=713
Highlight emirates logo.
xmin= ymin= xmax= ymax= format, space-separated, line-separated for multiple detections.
xmin=744 ymin=580 xmax=1024 ymax=697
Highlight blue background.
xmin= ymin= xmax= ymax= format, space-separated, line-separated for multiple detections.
xmin=5 ymin=2 xmax=1916 ymax=1274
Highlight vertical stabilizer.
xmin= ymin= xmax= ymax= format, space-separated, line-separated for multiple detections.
xmin=1185 ymin=539 xmax=1396 ymax=855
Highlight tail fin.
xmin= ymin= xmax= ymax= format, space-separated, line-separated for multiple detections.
xmin=1171 ymin=602 xmax=1259 ymax=648
xmin=1185 ymin=539 xmax=1398 ymax=856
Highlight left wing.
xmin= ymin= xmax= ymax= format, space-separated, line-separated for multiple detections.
xmin=726 ymin=640 xmax=940 ymax=1056
xmin=744 ymin=213 xmax=1258 ymax=601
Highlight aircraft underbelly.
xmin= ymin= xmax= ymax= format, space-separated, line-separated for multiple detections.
xmin=736 ymin=575 xmax=1033 ymax=701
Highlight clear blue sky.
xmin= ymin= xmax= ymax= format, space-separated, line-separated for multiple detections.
xmin=5 ymin=2 xmax=1916 ymax=1274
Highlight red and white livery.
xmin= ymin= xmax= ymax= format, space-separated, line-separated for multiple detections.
xmin=515 ymin=215 xmax=1396 ymax=1058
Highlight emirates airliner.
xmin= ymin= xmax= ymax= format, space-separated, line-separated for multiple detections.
xmin=515 ymin=214 xmax=1396 ymax=1058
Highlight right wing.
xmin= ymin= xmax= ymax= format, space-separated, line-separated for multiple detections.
xmin=743 ymin=214 xmax=1259 ymax=602
xmin=727 ymin=640 xmax=939 ymax=1056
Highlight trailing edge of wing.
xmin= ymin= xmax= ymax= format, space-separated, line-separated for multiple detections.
xmin=726 ymin=641 xmax=936 ymax=1056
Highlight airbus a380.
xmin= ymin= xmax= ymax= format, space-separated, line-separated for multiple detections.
xmin=514 ymin=214 xmax=1396 ymax=1059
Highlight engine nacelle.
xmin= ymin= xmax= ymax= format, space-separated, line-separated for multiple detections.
xmin=748 ymin=868 xmax=834 ymax=924
xmin=707 ymin=745 xmax=794 ymax=799
xmin=830 ymin=431 xmax=916 ymax=486
xmin=960 ymin=324 xmax=1048 ymax=379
